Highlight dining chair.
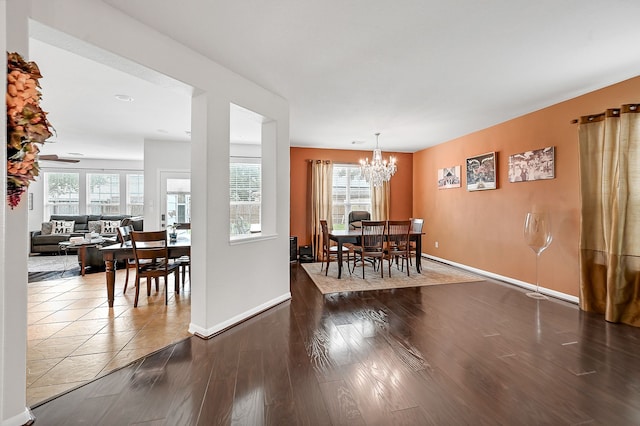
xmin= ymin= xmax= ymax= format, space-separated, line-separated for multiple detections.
xmin=352 ymin=220 xmax=386 ymax=278
xmin=348 ymin=210 xmax=371 ymax=230
xmin=320 ymin=219 xmax=351 ymax=276
xmin=169 ymin=223 xmax=191 ymax=289
xmin=407 ymin=218 xmax=424 ymax=269
xmin=130 ymin=230 xmax=180 ymax=307
xmin=384 ymin=220 xmax=412 ymax=276
xmin=116 ymin=225 xmax=136 ymax=294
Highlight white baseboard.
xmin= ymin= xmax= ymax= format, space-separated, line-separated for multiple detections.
xmin=3 ymin=407 xmax=34 ymax=426
xmin=423 ymin=254 xmax=579 ymax=304
xmin=188 ymin=292 xmax=292 ymax=338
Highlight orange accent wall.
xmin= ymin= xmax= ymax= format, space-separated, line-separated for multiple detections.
xmin=290 ymin=147 xmax=413 ymax=246
xmin=413 ymin=75 xmax=640 ymax=297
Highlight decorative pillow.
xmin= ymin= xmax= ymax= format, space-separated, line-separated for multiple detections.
xmin=100 ymin=220 xmax=121 ymax=235
xmin=88 ymin=220 xmax=101 ymax=233
xmin=52 ymin=220 xmax=75 ymax=234
xmin=40 ymin=221 xmax=53 ymax=235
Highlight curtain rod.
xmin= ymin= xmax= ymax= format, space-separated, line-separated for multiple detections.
xmin=571 ymin=104 xmax=639 ymax=124
xmin=307 ymin=159 xmax=331 ymax=163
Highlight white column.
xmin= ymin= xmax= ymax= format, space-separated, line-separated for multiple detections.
xmin=188 ymin=93 xmax=230 ymax=334
xmin=1 ymin=1 xmax=35 ymax=424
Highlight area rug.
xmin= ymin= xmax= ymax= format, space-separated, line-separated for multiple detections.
xmin=301 ymin=258 xmax=483 ymax=294
xmin=28 ymin=255 xmax=80 ymax=282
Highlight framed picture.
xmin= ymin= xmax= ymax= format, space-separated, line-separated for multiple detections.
xmin=466 ymin=152 xmax=496 ymax=191
xmin=438 ymin=166 xmax=461 ymax=189
xmin=508 ymin=146 xmax=555 ymax=182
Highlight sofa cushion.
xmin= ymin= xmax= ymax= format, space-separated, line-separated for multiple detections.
xmin=88 ymin=220 xmax=101 ymax=233
xmin=51 ymin=215 xmax=89 ymax=232
xmin=100 ymin=220 xmax=120 ymax=235
xmin=52 ymin=220 xmax=74 ymax=234
xmin=41 ymin=221 xmax=53 ymax=235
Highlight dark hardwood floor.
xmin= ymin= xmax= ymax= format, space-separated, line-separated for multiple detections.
xmin=32 ymin=262 xmax=640 ymax=425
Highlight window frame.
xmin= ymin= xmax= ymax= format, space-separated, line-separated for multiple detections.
xmin=331 ymin=163 xmax=371 ymax=231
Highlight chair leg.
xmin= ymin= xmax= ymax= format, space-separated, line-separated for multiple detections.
xmin=325 ymin=254 xmax=330 ymax=276
xmin=134 ymin=277 xmax=141 ymax=307
xmin=147 ymin=277 xmax=152 ymax=297
xmin=123 ymin=264 xmax=130 ymax=294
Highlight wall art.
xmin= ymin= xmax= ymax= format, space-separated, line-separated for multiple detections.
xmin=508 ymin=146 xmax=555 ymax=182
xmin=437 ymin=166 xmax=461 ymax=189
xmin=466 ymin=152 xmax=496 ymax=191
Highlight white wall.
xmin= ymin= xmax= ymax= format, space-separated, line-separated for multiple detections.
xmin=143 ymin=139 xmax=190 ymax=231
xmin=2 ymin=1 xmax=290 ymax=422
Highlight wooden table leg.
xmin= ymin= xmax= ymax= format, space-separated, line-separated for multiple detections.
xmin=104 ymin=255 xmax=116 ymax=308
xmin=415 ymin=235 xmax=422 ymax=273
xmin=78 ymin=246 xmax=86 ymax=276
xmin=336 ymin=240 xmax=344 ymax=279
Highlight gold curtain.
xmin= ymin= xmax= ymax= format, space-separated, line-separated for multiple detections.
xmin=370 ymin=180 xmax=390 ymax=221
xmin=310 ymin=160 xmax=333 ymax=261
xmin=578 ymin=104 xmax=640 ymax=326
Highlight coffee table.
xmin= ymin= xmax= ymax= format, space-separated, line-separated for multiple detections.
xmin=59 ymin=238 xmax=105 ymax=276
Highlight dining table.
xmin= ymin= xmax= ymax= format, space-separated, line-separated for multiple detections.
xmin=328 ymin=229 xmax=424 ymax=279
xmin=100 ymin=236 xmax=190 ymax=307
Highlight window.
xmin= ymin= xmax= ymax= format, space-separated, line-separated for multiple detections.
xmin=126 ymin=174 xmax=144 ymax=216
xmin=229 ymin=103 xmax=269 ymax=239
xmin=332 ymin=164 xmax=371 ymax=230
xmin=87 ymin=173 xmax=120 ymax=215
xmin=44 ymin=172 xmax=80 ymax=217
xmin=230 ymin=159 xmax=261 ymax=236
xmin=166 ymin=178 xmax=191 ymax=226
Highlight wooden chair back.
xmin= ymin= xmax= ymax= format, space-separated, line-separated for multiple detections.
xmin=117 ymin=225 xmax=134 ymax=246
xmin=354 ymin=220 xmax=386 ymax=278
xmin=387 ymin=220 xmax=411 ymax=250
xmin=385 ymin=220 xmax=412 ymax=276
xmin=130 ymin=230 xmax=178 ymax=307
xmin=360 ymin=220 xmax=386 ymax=251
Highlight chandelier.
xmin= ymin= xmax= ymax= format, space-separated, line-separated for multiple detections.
xmin=359 ymin=133 xmax=397 ymax=187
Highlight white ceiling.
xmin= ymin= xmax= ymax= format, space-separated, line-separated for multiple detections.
xmin=30 ymin=1 xmax=640 ymax=160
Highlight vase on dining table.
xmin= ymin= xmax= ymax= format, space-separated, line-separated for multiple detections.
xmin=523 ymin=211 xmax=552 ymax=300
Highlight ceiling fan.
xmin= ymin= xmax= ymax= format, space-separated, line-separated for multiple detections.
xmin=38 ymin=154 xmax=80 ymax=163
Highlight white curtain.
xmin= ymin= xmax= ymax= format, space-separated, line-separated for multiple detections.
xmin=370 ymin=180 xmax=390 ymax=221
xmin=310 ymin=160 xmax=333 ymax=261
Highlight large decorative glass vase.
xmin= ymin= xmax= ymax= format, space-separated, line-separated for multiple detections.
xmin=523 ymin=212 xmax=552 ymax=300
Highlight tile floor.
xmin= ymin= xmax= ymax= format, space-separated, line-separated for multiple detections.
xmin=27 ymin=267 xmax=191 ymax=406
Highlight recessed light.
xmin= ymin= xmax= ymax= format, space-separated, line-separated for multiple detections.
xmin=114 ymin=94 xmax=134 ymax=102
xmin=67 ymin=152 xmax=84 ymax=156
xmin=157 ymin=129 xmax=168 ymax=134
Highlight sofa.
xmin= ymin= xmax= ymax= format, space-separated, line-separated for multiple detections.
xmin=30 ymin=214 xmax=144 ymax=254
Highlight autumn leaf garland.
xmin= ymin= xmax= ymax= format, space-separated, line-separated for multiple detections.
xmin=6 ymin=51 xmax=54 ymax=208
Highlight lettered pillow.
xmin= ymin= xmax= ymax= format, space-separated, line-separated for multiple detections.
xmin=88 ymin=220 xmax=101 ymax=233
xmin=100 ymin=220 xmax=120 ymax=235
xmin=52 ymin=220 xmax=75 ymax=234
xmin=40 ymin=221 xmax=53 ymax=235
